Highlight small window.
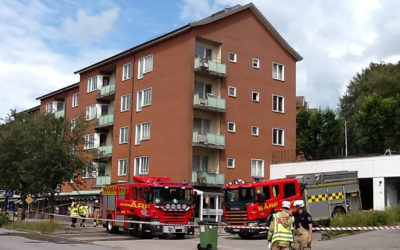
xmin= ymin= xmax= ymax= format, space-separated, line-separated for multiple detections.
xmin=252 ymin=58 xmax=260 ymax=69
xmin=121 ymin=94 xmax=130 ymax=112
xmin=273 ymin=63 xmax=285 ymax=81
xmin=135 ymin=122 xmax=151 ymax=145
xmin=118 ymin=159 xmax=127 ymax=176
xmin=135 ymin=156 xmax=149 ymax=175
xmin=71 ymin=118 xmax=78 ymax=131
xmin=119 ymin=126 xmax=129 ymax=144
xmin=273 ymin=128 xmax=285 ymax=146
xmin=87 ymin=76 xmax=98 ymax=93
xmin=122 ymin=63 xmax=132 ymax=81
xmin=85 ymin=105 xmax=97 ymax=120
xmin=252 ymin=91 xmax=259 ymax=102
xmin=229 ymin=52 xmax=237 ymax=63
xmin=263 ymin=186 xmax=271 ymax=200
xmin=284 ymin=183 xmax=296 ymax=198
xmin=228 ymin=122 xmax=236 ymax=133
xmin=272 ymin=95 xmax=284 ymax=113
xmin=251 ymin=158 xmax=264 ymax=178
xmin=272 ymin=185 xmax=280 ymax=197
xmin=252 ymin=126 xmax=259 ymax=136
xmin=72 ymin=93 xmax=79 ymax=107
xmin=138 ymin=54 xmax=153 ymax=79
xmin=228 ymin=86 xmax=237 ymax=97
xmin=227 ymin=158 xmax=235 ymax=169
xmin=137 ymin=88 xmax=152 ymax=111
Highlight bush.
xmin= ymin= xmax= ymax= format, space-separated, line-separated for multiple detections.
xmin=0 ymin=216 xmax=9 ymax=227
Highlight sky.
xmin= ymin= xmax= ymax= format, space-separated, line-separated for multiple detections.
xmin=1 ymin=0 xmax=400 ymax=119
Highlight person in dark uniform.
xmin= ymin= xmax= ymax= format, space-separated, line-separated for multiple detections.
xmin=293 ymin=200 xmax=313 ymax=250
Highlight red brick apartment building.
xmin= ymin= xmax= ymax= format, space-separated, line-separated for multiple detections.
xmin=36 ymin=3 xmax=302 ymax=206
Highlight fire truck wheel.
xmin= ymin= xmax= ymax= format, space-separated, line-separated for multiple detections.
xmin=239 ymin=234 xmax=253 ymax=239
xmin=332 ymin=206 xmax=346 ymax=217
xmin=106 ymin=217 xmax=118 ymax=234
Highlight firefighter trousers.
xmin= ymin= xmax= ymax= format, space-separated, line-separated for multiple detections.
xmin=293 ymin=226 xmax=310 ymax=250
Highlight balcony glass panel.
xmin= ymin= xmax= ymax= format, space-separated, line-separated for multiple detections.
xmin=100 ymin=84 xmax=116 ymax=96
xmin=98 ymin=145 xmax=112 ymax=156
xmin=54 ymin=110 xmax=65 ymax=118
xmin=194 ymin=58 xmax=226 ymax=76
xmin=98 ymin=114 xmax=114 ymax=126
xmin=191 ymin=171 xmax=225 ymax=185
xmin=96 ymin=176 xmax=111 ymax=186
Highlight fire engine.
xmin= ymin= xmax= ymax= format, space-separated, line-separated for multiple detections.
xmin=100 ymin=176 xmax=195 ymax=238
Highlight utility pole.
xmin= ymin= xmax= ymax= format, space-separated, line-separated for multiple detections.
xmin=345 ymin=120 xmax=348 ymax=158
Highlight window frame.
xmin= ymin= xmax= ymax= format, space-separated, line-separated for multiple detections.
xmin=251 ymin=158 xmax=264 ymax=178
xmin=135 ymin=122 xmax=151 ymax=145
xmin=138 ymin=54 xmax=153 ymax=79
xmin=122 ymin=62 xmax=132 ymax=81
xmin=252 ymin=58 xmax=260 ymax=69
xmin=135 ymin=156 xmax=149 ymax=175
xmin=251 ymin=126 xmax=259 ymax=136
xmin=87 ymin=76 xmax=98 ymax=93
xmin=119 ymin=126 xmax=129 ymax=144
xmin=228 ymin=86 xmax=237 ymax=97
xmin=71 ymin=118 xmax=78 ymax=131
xmin=227 ymin=121 xmax=236 ymax=133
xmin=136 ymin=88 xmax=152 ymax=112
xmin=72 ymin=93 xmax=79 ymax=107
xmin=272 ymin=95 xmax=285 ymax=113
xmin=84 ymin=134 xmax=95 ymax=150
xmin=272 ymin=128 xmax=285 ymax=146
xmin=85 ymin=104 xmax=97 ymax=121
xmin=252 ymin=91 xmax=260 ymax=102
xmin=118 ymin=159 xmax=127 ymax=176
xmin=227 ymin=158 xmax=235 ymax=169
xmin=121 ymin=94 xmax=130 ymax=112
xmin=229 ymin=52 xmax=237 ymax=63
xmin=272 ymin=62 xmax=285 ymax=81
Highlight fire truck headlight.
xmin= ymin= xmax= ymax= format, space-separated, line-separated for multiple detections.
xmin=166 ymin=204 xmax=171 ymax=209
xmin=182 ymin=204 xmax=187 ymax=210
xmin=171 ymin=204 xmax=176 ymax=209
xmin=247 ymin=222 xmax=258 ymax=227
xmin=177 ymin=204 xmax=182 ymax=210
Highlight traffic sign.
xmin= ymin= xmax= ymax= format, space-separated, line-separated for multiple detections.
xmin=5 ymin=188 xmax=14 ymax=198
xmin=7 ymin=202 xmax=15 ymax=212
xmin=25 ymin=196 xmax=33 ymax=204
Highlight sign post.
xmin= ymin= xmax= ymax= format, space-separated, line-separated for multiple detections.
xmin=25 ymin=196 xmax=33 ymax=221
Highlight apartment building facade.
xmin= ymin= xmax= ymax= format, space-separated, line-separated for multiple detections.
xmin=36 ymin=4 xmax=302 ymax=201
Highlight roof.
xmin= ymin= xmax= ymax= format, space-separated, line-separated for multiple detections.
xmin=75 ymin=3 xmax=302 ymax=74
xmin=36 ymin=82 xmax=79 ymax=100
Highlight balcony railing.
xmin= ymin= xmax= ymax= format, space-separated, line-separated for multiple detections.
xmin=192 ymin=131 xmax=225 ymax=149
xmin=193 ymin=94 xmax=226 ymax=112
xmin=192 ymin=171 xmax=225 ymax=185
xmin=54 ymin=110 xmax=65 ymax=118
xmin=96 ymin=84 xmax=115 ymax=100
xmin=194 ymin=58 xmax=226 ymax=77
xmin=96 ymin=176 xmax=111 ymax=186
xmin=94 ymin=145 xmax=113 ymax=161
xmin=95 ymin=114 xmax=114 ymax=129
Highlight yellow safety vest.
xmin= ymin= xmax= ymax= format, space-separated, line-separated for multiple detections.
xmin=79 ymin=205 xmax=88 ymax=216
xmin=70 ymin=203 xmax=79 ymax=217
xmin=271 ymin=212 xmax=294 ymax=244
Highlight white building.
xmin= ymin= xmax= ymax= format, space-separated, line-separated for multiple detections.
xmin=270 ymin=155 xmax=400 ymax=210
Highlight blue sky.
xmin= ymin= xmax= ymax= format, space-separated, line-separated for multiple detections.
xmin=1 ymin=0 xmax=400 ymax=119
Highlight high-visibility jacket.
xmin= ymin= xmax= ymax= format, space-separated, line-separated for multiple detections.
xmin=79 ymin=205 xmax=88 ymax=216
xmin=70 ymin=203 xmax=79 ymax=217
xmin=268 ymin=210 xmax=294 ymax=244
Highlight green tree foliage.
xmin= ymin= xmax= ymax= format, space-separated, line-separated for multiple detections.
xmin=0 ymin=111 xmax=88 ymax=214
xmin=297 ymin=109 xmax=344 ymax=160
xmin=339 ymin=62 xmax=400 ymax=154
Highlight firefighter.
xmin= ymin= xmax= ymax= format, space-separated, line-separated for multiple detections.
xmin=293 ymin=200 xmax=313 ymax=250
xmin=93 ymin=205 xmax=100 ymax=227
xmin=70 ymin=201 xmax=79 ymax=227
xmin=267 ymin=200 xmax=294 ymax=250
xmin=79 ymin=201 xmax=88 ymax=227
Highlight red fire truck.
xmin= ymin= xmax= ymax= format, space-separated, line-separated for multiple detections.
xmin=223 ymin=178 xmax=302 ymax=239
xmin=100 ymin=176 xmax=195 ymax=238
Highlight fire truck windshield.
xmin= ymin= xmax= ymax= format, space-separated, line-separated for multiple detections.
xmin=225 ymin=187 xmax=255 ymax=207
xmin=152 ymin=187 xmax=192 ymax=205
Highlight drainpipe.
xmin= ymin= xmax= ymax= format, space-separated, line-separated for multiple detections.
xmin=127 ymin=58 xmax=135 ymax=182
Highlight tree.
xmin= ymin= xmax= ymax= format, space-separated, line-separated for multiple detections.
xmin=0 ymin=111 xmax=88 ymax=216
xmin=297 ymin=109 xmax=344 ymax=160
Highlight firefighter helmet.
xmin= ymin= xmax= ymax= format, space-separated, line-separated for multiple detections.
xmin=281 ymin=200 xmax=291 ymax=209
xmin=294 ymin=200 xmax=305 ymax=208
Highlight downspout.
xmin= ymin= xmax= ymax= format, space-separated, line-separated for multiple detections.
xmin=127 ymin=57 xmax=135 ymax=182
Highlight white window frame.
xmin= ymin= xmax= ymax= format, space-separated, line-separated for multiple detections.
xmin=136 ymin=88 xmax=152 ymax=112
xmin=273 ymin=128 xmax=285 ymax=146
xmin=227 ymin=121 xmax=236 ymax=133
xmin=252 ymin=91 xmax=260 ymax=102
xmin=46 ymin=102 xmax=53 ymax=113
xmin=71 ymin=118 xmax=78 ymax=131
xmin=228 ymin=86 xmax=237 ymax=97
xmin=227 ymin=158 xmax=235 ymax=169
xmin=252 ymin=58 xmax=260 ymax=69
xmin=83 ymin=163 xmax=98 ymax=178
xmin=84 ymin=134 xmax=95 ymax=149
xmin=118 ymin=159 xmax=127 ymax=176
xmin=138 ymin=54 xmax=153 ymax=79
xmin=273 ymin=62 xmax=285 ymax=81
xmin=85 ymin=105 xmax=97 ymax=120
xmin=72 ymin=93 xmax=79 ymax=107
xmin=135 ymin=156 xmax=149 ymax=175
xmin=251 ymin=158 xmax=264 ymax=178
xmin=252 ymin=126 xmax=259 ymax=136
xmin=87 ymin=76 xmax=98 ymax=93
xmin=135 ymin=122 xmax=151 ymax=145
xmin=229 ymin=52 xmax=237 ymax=63
xmin=119 ymin=126 xmax=129 ymax=144
xmin=272 ymin=95 xmax=285 ymax=113
xmin=122 ymin=62 xmax=132 ymax=81
xmin=121 ymin=94 xmax=130 ymax=112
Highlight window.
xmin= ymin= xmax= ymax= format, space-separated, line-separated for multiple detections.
xmin=192 ymin=155 xmax=208 ymax=172
xmin=273 ymin=128 xmax=284 ymax=146
xmin=195 ymin=45 xmax=212 ymax=60
xmin=252 ymin=58 xmax=260 ymax=69
xmin=71 ymin=118 xmax=78 ymax=131
xmin=252 ymin=126 xmax=259 ymax=136
xmin=272 ymin=185 xmax=280 ymax=197
xmin=252 ymin=91 xmax=259 ymax=102
xmin=121 ymin=94 xmax=130 ymax=112
xmin=119 ymin=126 xmax=129 ymax=144
xmin=227 ymin=158 xmax=235 ymax=169
xmin=273 ymin=63 xmax=285 ymax=81
xmin=251 ymin=159 xmax=264 ymax=178
xmin=138 ymin=54 xmax=153 ymax=79
xmin=228 ymin=86 xmax=237 ymax=97
xmin=46 ymin=102 xmax=53 ymax=113
xmin=135 ymin=122 xmax=150 ymax=144
xmin=228 ymin=122 xmax=236 ymax=133
xmin=194 ymin=82 xmax=212 ymax=99
xmin=137 ymin=88 xmax=152 ymax=111
xmin=122 ymin=63 xmax=132 ymax=81
xmin=135 ymin=156 xmax=149 ymax=175
xmin=229 ymin=52 xmax=237 ymax=63
xmin=87 ymin=76 xmax=98 ymax=92
xmin=193 ymin=118 xmax=210 ymax=135
xmin=84 ymin=134 xmax=95 ymax=149
xmin=284 ymin=183 xmax=296 ymax=198
xmin=72 ymin=93 xmax=79 ymax=107
xmin=83 ymin=163 xmax=98 ymax=178
xmin=118 ymin=159 xmax=127 ymax=176
xmin=85 ymin=105 xmax=97 ymax=120
xmin=273 ymin=95 xmax=284 ymax=113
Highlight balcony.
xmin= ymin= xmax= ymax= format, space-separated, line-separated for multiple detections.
xmin=96 ymin=84 xmax=116 ymax=101
xmin=192 ymin=171 xmax=225 ymax=186
xmin=193 ymin=94 xmax=226 ymax=113
xmin=192 ymin=132 xmax=225 ymax=149
xmin=54 ymin=110 xmax=65 ymax=118
xmin=95 ymin=114 xmax=114 ymax=129
xmin=194 ymin=58 xmax=226 ymax=78
xmin=96 ymin=176 xmax=111 ymax=186
xmin=94 ymin=145 xmax=112 ymax=162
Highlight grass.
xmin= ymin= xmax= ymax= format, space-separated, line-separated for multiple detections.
xmin=0 ymin=216 xmax=9 ymax=226
xmin=5 ymin=219 xmax=64 ymax=234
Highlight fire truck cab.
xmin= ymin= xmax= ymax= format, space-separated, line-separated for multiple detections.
xmin=223 ymin=178 xmax=301 ymax=239
xmin=100 ymin=176 xmax=195 ymax=238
